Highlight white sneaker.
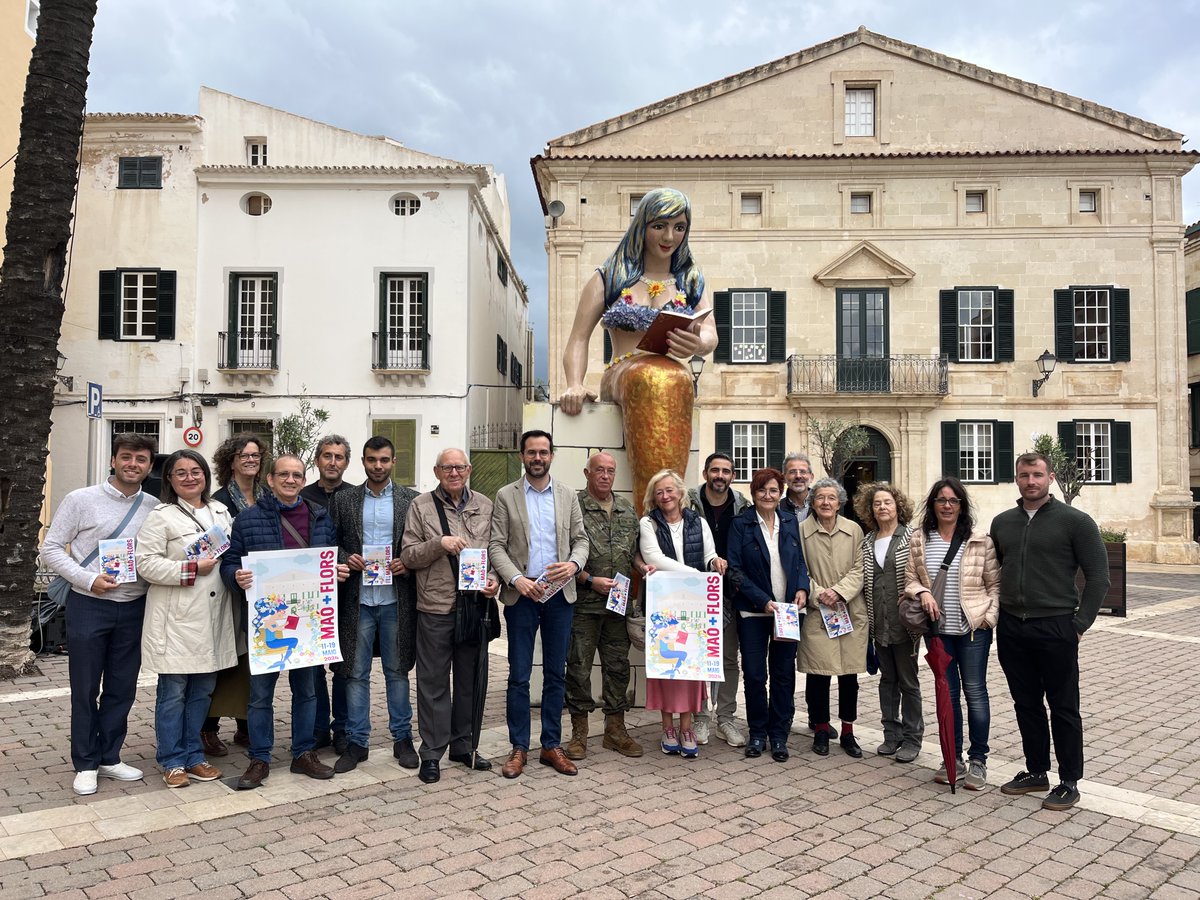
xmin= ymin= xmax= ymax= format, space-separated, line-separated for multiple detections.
xmin=73 ymin=770 xmax=98 ymax=795
xmin=717 ymin=721 xmax=747 ymax=748
xmin=97 ymin=762 xmax=144 ymax=781
xmin=692 ymin=718 xmax=711 ymax=745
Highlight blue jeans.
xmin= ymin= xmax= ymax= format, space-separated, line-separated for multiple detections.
xmin=345 ymin=602 xmax=412 ymax=747
xmin=66 ymin=591 xmax=145 ymax=771
xmin=937 ymin=629 xmax=993 ymax=762
xmin=312 ymin=666 xmax=347 ymax=737
xmin=155 ymin=672 xmax=218 ymax=769
xmin=247 ymin=667 xmax=317 ymax=763
xmin=737 ymin=615 xmax=797 ymax=744
xmin=504 ymin=593 xmax=574 ymax=750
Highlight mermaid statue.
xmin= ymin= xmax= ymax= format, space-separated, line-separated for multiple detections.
xmin=559 ymin=188 xmax=718 ymax=514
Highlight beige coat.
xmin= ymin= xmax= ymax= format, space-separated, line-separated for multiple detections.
xmin=401 ymin=489 xmax=495 ymax=615
xmin=137 ymin=501 xmax=238 ymax=675
xmin=904 ymin=528 xmax=1000 ymax=631
xmin=489 ymin=478 xmax=589 ymax=606
xmin=797 ymin=515 xmax=868 ymax=676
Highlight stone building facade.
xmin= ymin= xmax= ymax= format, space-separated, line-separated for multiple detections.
xmin=533 ymin=28 xmax=1198 ymax=561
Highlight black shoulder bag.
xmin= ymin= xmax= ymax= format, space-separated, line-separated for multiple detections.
xmin=432 ymin=495 xmax=500 ymax=644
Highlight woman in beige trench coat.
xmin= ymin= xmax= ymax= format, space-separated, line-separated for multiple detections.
xmin=797 ymin=478 xmax=867 ymax=758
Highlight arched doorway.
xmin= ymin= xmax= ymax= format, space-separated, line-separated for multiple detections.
xmin=841 ymin=426 xmax=893 ymax=524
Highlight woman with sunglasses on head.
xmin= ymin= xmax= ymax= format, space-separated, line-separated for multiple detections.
xmin=904 ymin=476 xmax=1000 ymax=791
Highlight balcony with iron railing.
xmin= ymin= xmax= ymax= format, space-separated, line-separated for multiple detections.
xmin=372 ymin=330 xmax=430 ymax=372
xmin=786 ymin=354 xmax=948 ymax=396
xmin=217 ymin=331 xmax=280 ymax=371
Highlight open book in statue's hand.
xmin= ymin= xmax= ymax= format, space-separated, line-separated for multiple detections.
xmin=636 ymin=307 xmax=712 ymax=355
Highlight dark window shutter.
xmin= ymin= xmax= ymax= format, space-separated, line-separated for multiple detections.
xmin=1057 ymin=421 xmax=1077 ymax=457
xmin=227 ymin=274 xmax=240 ymax=368
xmin=767 ymin=290 xmax=786 ymax=363
xmin=995 ymin=289 xmax=1015 ymax=362
xmin=1054 ymin=288 xmax=1075 ymax=362
xmin=1187 ymin=289 xmax=1200 ymax=356
xmin=1111 ymin=288 xmax=1130 ymax=362
xmin=939 ymin=289 xmax=959 ymax=362
xmin=714 ymin=422 xmax=732 ymax=458
xmin=155 ymin=271 xmax=176 ymax=340
xmin=496 ymin=335 xmax=506 ymax=375
xmin=713 ymin=290 xmax=731 ymax=363
xmin=767 ymin=422 xmax=786 ymax=470
xmin=377 ymin=273 xmax=389 ymax=369
xmin=1111 ymin=421 xmax=1132 ymax=483
xmin=993 ymin=421 xmax=1014 ymax=484
xmin=118 ymin=158 xmax=138 ymax=188
xmin=940 ymin=421 xmax=960 ymax=477
xmin=98 ymin=270 xmax=117 ymax=340
xmin=140 ymin=157 xmax=162 ymax=187
xmin=1189 ymin=385 xmax=1200 ymax=448
xmin=603 ymin=331 xmax=612 ymax=364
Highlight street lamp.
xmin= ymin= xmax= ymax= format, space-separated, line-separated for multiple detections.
xmin=689 ymin=354 xmax=706 ymax=398
xmin=55 ymin=351 xmax=73 ymax=392
xmin=1031 ymin=349 xmax=1057 ymax=397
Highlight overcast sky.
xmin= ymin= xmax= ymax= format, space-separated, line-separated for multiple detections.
xmin=83 ymin=0 xmax=1200 ymax=380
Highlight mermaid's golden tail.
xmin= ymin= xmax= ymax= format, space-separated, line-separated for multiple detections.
xmin=617 ymin=355 xmax=693 ymax=516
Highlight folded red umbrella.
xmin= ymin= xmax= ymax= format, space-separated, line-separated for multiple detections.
xmin=924 ymin=635 xmax=958 ymax=793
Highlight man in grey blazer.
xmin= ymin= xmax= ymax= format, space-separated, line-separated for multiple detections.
xmin=328 ymin=436 xmax=419 ymax=773
xmin=489 ymin=430 xmax=589 ymax=779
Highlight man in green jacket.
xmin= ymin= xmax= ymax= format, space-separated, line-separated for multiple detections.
xmin=565 ymin=452 xmax=643 ymax=759
xmin=990 ymin=452 xmax=1109 ymax=811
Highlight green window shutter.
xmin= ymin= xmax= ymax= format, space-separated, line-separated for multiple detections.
xmin=417 ymin=274 xmax=429 ymax=369
xmin=1054 ymin=288 xmax=1075 ymax=362
xmin=714 ymin=422 xmax=732 ymax=458
xmin=1187 ymin=289 xmax=1200 ymax=356
xmin=118 ymin=158 xmax=139 ymax=188
xmin=1191 ymin=384 xmax=1200 ymax=448
xmin=1111 ymin=421 xmax=1132 ymax=483
xmin=378 ymin=273 xmax=389 ymax=369
xmin=993 ymin=421 xmax=1014 ymax=484
xmin=98 ymin=270 xmax=117 ymax=340
xmin=995 ymin=289 xmax=1015 ymax=362
xmin=1057 ymin=421 xmax=1077 ymax=456
xmin=227 ymin=274 xmax=239 ymax=368
xmin=374 ymin=419 xmax=417 ymax=486
xmin=1111 ymin=288 xmax=1131 ymax=362
xmin=713 ymin=290 xmax=731 ymax=363
xmin=940 ymin=421 xmax=960 ymax=477
xmin=155 ymin=271 xmax=176 ymax=340
xmin=767 ymin=422 xmax=786 ymax=470
xmin=939 ymin=289 xmax=958 ymax=362
xmin=140 ymin=157 xmax=162 ymax=188
xmin=767 ymin=290 xmax=786 ymax=363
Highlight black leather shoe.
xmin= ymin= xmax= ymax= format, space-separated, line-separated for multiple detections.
xmin=332 ymin=731 xmax=349 ymax=756
xmin=813 ymin=731 xmax=830 ymax=756
xmin=449 ymin=751 xmax=493 ymax=771
xmin=771 ymin=741 xmax=790 ymax=763
xmin=393 ymin=737 xmax=419 ymax=770
xmin=840 ymin=734 xmax=863 ymax=759
xmin=744 ymin=738 xmax=765 ymax=759
xmin=418 ymin=759 xmax=440 ymax=784
xmin=333 ymin=743 xmax=368 ymax=773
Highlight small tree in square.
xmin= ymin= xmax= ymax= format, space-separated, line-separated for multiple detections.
xmin=808 ymin=416 xmax=870 ymax=480
xmin=1031 ymin=432 xmax=1089 ymax=506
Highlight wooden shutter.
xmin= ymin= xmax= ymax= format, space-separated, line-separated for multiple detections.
xmin=98 ymin=270 xmax=117 ymax=340
xmin=378 ymin=273 xmax=389 ymax=369
xmin=713 ymin=290 xmax=731 ymax=363
xmin=940 ymin=421 xmax=959 ymax=476
xmin=227 ymin=274 xmax=240 ymax=368
xmin=995 ymin=289 xmax=1015 ymax=362
xmin=939 ymin=289 xmax=958 ymax=362
xmin=155 ymin=271 xmax=176 ymax=340
xmin=767 ymin=290 xmax=786 ymax=363
xmin=767 ymin=422 xmax=786 ymax=470
xmin=139 ymin=157 xmax=162 ymax=187
xmin=1057 ymin=421 xmax=1076 ymax=456
xmin=714 ymin=422 xmax=732 ymax=458
xmin=993 ymin=421 xmax=1014 ymax=484
xmin=373 ymin=419 xmax=417 ymax=486
xmin=1191 ymin=385 xmax=1200 ymax=449
xmin=1111 ymin=288 xmax=1131 ymax=362
xmin=1187 ymin=289 xmax=1200 ymax=356
xmin=1053 ymin=288 xmax=1075 ymax=362
xmin=496 ymin=335 xmax=506 ymax=375
xmin=118 ymin=158 xmax=139 ymax=188
xmin=1111 ymin=421 xmax=1132 ymax=483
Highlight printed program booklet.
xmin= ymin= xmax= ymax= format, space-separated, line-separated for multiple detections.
xmin=606 ymin=572 xmax=631 ymax=616
xmin=458 ymin=548 xmax=488 ymax=591
xmin=185 ymin=524 xmax=230 ymax=561
xmin=362 ymin=544 xmax=393 ymax=586
xmin=772 ymin=602 xmax=802 ymax=641
xmin=535 ymin=570 xmax=572 ymax=601
xmin=820 ymin=600 xmax=854 ymax=638
xmin=99 ymin=538 xmax=137 ymax=583
xmin=636 ymin=307 xmax=712 ymax=355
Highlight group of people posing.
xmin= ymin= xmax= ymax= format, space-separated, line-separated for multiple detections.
xmin=45 ymin=426 xmax=1109 ymax=815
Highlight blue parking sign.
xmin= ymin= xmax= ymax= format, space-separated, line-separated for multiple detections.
xmin=86 ymin=383 xmax=102 ymax=419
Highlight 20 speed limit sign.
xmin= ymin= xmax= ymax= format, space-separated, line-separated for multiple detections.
xmin=183 ymin=427 xmax=203 ymax=447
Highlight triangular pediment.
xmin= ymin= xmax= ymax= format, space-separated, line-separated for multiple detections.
xmin=814 ymin=242 xmax=915 ymax=287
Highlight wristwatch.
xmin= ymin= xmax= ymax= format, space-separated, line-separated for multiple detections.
xmin=585 ymin=574 xmax=594 ymax=587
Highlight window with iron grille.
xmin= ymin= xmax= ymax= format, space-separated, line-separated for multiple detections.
xmin=109 ymin=420 xmax=160 ymax=455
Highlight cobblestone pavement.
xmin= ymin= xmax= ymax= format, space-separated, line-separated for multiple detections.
xmin=1 ymin=564 xmax=1199 ymax=898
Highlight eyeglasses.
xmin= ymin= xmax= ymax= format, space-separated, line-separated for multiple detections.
xmin=438 ymin=464 xmax=469 ymax=473
xmin=170 ymin=469 xmax=205 ymax=480
xmin=275 ymin=472 xmax=304 ymax=481
xmin=238 ymin=452 xmax=262 ymax=461
xmin=934 ymin=497 xmax=962 ymax=506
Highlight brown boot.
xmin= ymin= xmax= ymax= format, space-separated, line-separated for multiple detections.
xmin=602 ymin=713 xmax=644 ymax=757
xmin=565 ymin=713 xmax=588 ymax=760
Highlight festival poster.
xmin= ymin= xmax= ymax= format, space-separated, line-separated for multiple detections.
xmin=185 ymin=524 xmax=230 ymax=561
xmin=772 ymin=602 xmax=802 ymax=642
xmin=244 ymin=547 xmax=342 ymax=675
xmin=362 ymin=544 xmax=393 ymax=586
xmin=99 ymin=538 xmax=137 ymax=583
xmin=605 ymin=572 xmax=630 ymax=616
xmin=458 ymin=548 xmax=487 ymax=591
xmin=645 ymin=570 xmax=723 ymax=682
xmin=820 ymin=599 xmax=854 ymax=639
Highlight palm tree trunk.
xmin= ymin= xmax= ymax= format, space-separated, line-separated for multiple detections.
xmin=0 ymin=0 xmax=99 ymax=676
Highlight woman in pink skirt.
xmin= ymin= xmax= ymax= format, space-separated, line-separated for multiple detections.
xmin=638 ymin=469 xmax=729 ymax=758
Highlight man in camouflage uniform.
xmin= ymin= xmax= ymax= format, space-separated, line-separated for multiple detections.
xmin=565 ymin=452 xmax=643 ymax=759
